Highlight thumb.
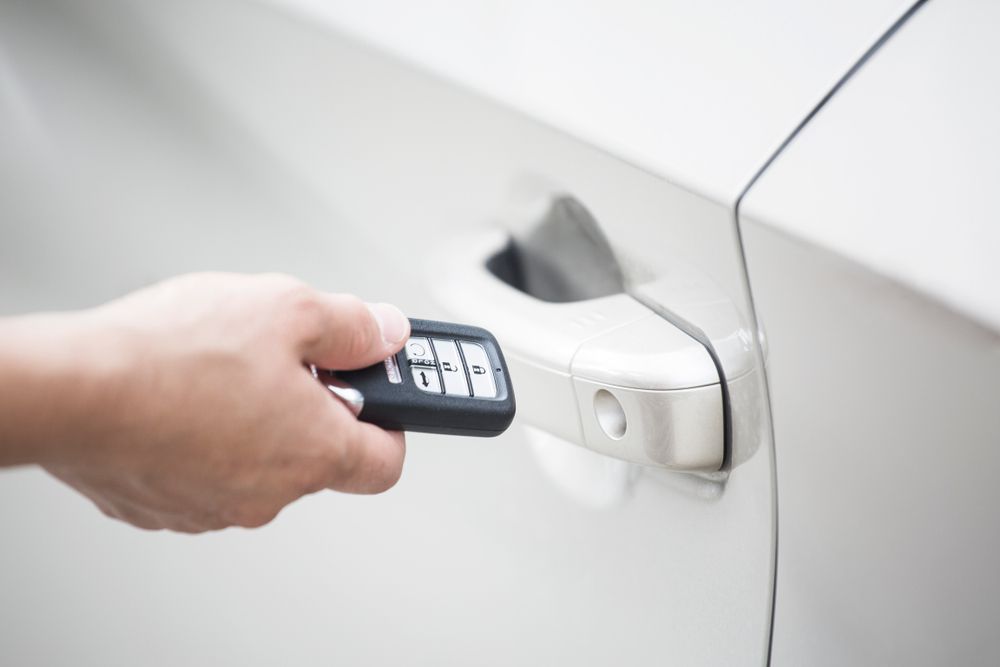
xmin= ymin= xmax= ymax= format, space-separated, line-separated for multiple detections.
xmin=299 ymin=295 xmax=410 ymax=370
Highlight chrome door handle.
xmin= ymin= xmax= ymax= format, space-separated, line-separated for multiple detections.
xmin=428 ymin=228 xmax=725 ymax=472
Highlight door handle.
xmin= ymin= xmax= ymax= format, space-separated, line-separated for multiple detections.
xmin=429 ymin=228 xmax=725 ymax=472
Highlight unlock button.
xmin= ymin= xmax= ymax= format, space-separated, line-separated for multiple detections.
xmin=431 ymin=339 xmax=471 ymax=397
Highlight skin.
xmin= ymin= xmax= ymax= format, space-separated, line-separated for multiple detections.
xmin=0 ymin=272 xmax=410 ymax=533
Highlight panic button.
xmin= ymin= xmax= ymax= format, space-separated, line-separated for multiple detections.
xmin=460 ymin=342 xmax=497 ymax=398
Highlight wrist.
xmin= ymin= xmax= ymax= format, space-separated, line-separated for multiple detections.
xmin=0 ymin=310 xmax=133 ymax=467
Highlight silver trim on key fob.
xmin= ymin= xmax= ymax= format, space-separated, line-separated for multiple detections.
xmin=325 ymin=378 xmax=365 ymax=416
xmin=311 ymin=364 xmax=365 ymax=416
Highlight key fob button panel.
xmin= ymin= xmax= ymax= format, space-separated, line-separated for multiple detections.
xmin=324 ymin=319 xmax=515 ymax=437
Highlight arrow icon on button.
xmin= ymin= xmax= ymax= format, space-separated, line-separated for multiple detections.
xmin=419 ymin=371 xmax=430 ymax=387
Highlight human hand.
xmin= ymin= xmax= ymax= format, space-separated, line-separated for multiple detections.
xmin=0 ymin=273 xmax=410 ymax=532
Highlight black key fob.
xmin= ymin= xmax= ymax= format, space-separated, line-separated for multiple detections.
xmin=314 ymin=319 xmax=516 ymax=437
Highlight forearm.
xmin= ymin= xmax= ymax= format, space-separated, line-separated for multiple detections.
xmin=0 ymin=312 xmax=124 ymax=467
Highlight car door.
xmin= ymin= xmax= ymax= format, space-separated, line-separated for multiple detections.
xmin=0 ymin=0 xmax=918 ymax=664
xmin=740 ymin=0 xmax=1000 ymax=663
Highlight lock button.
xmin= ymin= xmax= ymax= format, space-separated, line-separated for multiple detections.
xmin=460 ymin=342 xmax=497 ymax=398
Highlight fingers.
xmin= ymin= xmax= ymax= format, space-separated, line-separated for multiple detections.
xmin=295 ymin=292 xmax=410 ymax=371
xmin=322 ymin=414 xmax=406 ymax=494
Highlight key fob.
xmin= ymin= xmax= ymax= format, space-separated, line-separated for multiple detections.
xmin=314 ymin=319 xmax=516 ymax=437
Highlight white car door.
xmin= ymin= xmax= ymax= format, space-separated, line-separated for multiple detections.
xmin=741 ymin=0 xmax=1000 ymax=663
xmin=0 ymin=0 xmax=919 ymax=664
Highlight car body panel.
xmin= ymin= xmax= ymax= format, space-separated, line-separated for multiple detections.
xmin=742 ymin=0 xmax=1000 ymax=333
xmin=740 ymin=0 xmax=1000 ymax=662
xmin=265 ymin=0 xmax=915 ymax=203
